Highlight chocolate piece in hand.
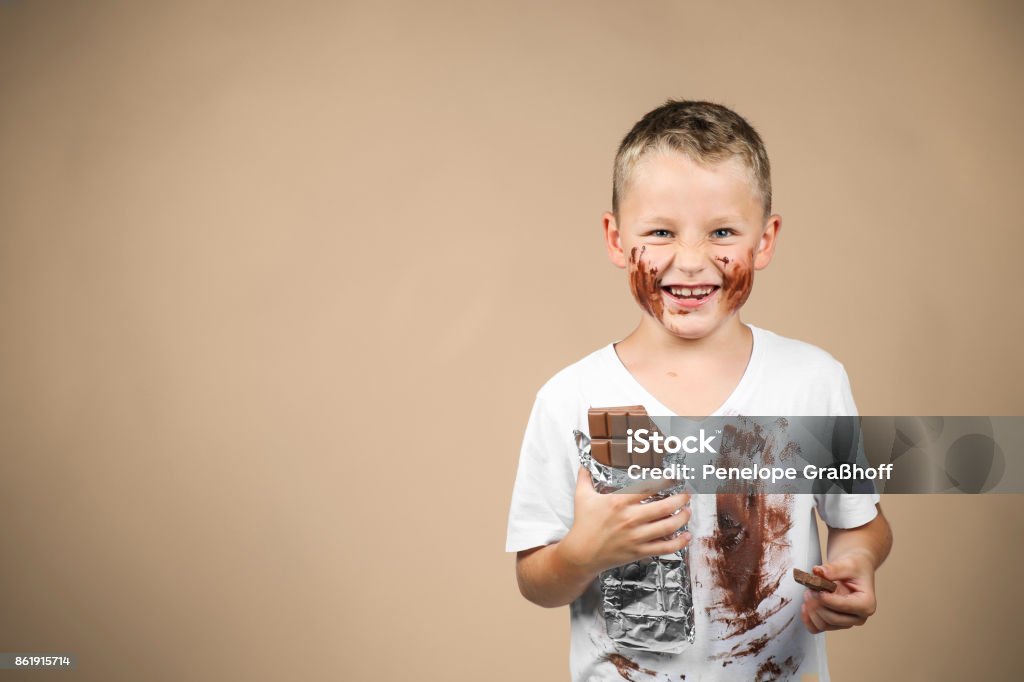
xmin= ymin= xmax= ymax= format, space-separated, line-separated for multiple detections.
xmin=793 ymin=568 xmax=837 ymax=593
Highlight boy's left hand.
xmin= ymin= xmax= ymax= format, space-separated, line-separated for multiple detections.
xmin=800 ymin=551 xmax=877 ymax=634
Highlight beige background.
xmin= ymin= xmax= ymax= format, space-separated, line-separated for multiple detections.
xmin=1 ymin=1 xmax=1022 ymax=680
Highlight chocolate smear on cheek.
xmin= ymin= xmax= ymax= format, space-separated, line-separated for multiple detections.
xmin=603 ymin=653 xmax=656 ymax=680
xmin=717 ymin=248 xmax=754 ymax=313
xmin=628 ymin=245 xmax=667 ymax=319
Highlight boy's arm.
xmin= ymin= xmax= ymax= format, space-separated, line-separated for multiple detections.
xmin=801 ymin=503 xmax=893 ymax=634
xmin=516 ymin=542 xmax=598 ymax=608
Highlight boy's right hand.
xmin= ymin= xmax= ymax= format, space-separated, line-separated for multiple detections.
xmin=558 ymin=465 xmax=692 ymax=576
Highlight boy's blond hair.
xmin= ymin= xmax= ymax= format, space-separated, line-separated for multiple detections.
xmin=612 ymin=99 xmax=772 ymax=221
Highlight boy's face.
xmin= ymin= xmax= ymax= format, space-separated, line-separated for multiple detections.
xmin=603 ymin=151 xmax=781 ymax=341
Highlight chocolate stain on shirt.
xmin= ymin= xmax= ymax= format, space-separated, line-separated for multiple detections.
xmin=720 ymin=418 xmax=799 ymax=467
xmin=721 ymin=420 xmax=768 ymax=460
xmin=628 ymin=245 xmax=668 ymax=318
xmin=703 ymin=419 xmax=797 ymax=643
xmin=604 ymin=653 xmax=656 ymax=681
xmin=730 ymin=630 xmax=771 ymax=658
xmin=756 ymin=654 xmax=801 ymax=681
xmin=705 ymin=491 xmax=793 ymax=636
xmin=726 ymin=615 xmax=795 ymax=658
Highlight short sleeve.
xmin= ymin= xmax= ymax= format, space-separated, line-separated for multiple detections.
xmin=505 ymin=387 xmax=579 ymax=553
xmin=814 ymin=362 xmax=880 ymax=528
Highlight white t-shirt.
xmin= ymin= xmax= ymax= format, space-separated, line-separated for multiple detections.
xmin=506 ymin=324 xmax=879 ymax=682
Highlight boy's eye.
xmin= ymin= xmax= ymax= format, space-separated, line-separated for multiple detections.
xmin=650 ymin=229 xmax=673 ymax=238
xmin=712 ymin=228 xmax=736 ymax=238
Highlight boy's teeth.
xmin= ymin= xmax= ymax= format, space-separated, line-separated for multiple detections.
xmin=668 ymin=286 xmax=714 ymax=297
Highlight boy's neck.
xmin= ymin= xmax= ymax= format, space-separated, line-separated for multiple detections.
xmin=617 ymin=315 xmax=752 ymax=362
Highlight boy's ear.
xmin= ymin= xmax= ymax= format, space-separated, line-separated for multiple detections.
xmin=603 ymin=211 xmax=628 ymax=269
xmin=754 ymin=214 xmax=782 ymax=270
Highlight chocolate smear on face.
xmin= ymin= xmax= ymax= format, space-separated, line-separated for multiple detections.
xmin=603 ymin=653 xmax=656 ymax=681
xmin=702 ymin=419 xmax=795 ymax=641
xmin=718 ymin=247 xmax=755 ymax=313
xmin=628 ymin=245 xmax=668 ymax=318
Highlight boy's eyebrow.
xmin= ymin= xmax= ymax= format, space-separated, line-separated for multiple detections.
xmin=640 ymin=214 xmax=746 ymax=226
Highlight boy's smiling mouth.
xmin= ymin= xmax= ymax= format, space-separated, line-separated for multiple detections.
xmin=662 ymin=284 xmax=720 ymax=309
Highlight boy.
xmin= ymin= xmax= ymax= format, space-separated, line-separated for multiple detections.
xmin=506 ymin=100 xmax=893 ymax=681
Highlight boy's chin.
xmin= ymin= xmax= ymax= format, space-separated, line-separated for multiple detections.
xmin=657 ymin=314 xmax=732 ymax=340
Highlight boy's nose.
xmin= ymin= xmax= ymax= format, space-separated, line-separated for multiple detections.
xmin=670 ymin=243 xmax=711 ymax=274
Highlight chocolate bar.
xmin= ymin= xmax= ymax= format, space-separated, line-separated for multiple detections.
xmin=793 ymin=568 xmax=837 ymax=593
xmin=572 ymin=418 xmax=696 ymax=653
xmin=587 ymin=405 xmax=663 ymax=469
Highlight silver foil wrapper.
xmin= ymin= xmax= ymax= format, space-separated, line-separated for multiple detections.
xmin=573 ymin=430 xmax=696 ymax=653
